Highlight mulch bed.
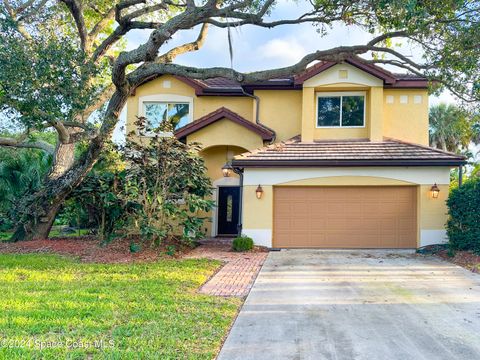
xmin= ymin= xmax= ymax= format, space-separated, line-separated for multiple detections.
xmin=0 ymin=236 xmax=195 ymax=263
xmin=435 ymin=249 xmax=480 ymax=273
xmin=418 ymin=245 xmax=480 ymax=273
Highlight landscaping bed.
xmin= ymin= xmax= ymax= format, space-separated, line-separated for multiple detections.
xmin=0 ymin=236 xmax=195 ymax=263
xmin=0 ymin=253 xmax=241 ymax=359
xmin=436 ymin=250 xmax=480 ymax=273
xmin=419 ymin=245 xmax=480 ymax=273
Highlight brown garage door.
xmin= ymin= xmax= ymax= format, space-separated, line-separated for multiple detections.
xmin=273 ymin=186 xmax=417 ymax=248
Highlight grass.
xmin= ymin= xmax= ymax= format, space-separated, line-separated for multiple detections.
xmin=0 ymin=254 xmax=241 ymax=359
xmin=0 ymin=229 xmax=90 ymax=241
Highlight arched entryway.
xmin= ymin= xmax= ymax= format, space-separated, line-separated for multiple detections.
xmin=199 ymin=145 xmax=248 ymax=181
xmin=199 ymin=145 xmax=248 ymax=237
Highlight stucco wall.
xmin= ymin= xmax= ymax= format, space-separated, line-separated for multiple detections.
xmin=126 ymin=75 xmax=254 ymax=136
xmin=127 ymin=72 xmax=430 ymax=147
xmin=383 ymin=89 xmax=429 ymax=146
xmin=254 ymin=90 xmax=302 ymax=141
xmin=186 ymin=118 xmax=264 ymax=151
xmin=241 ymin=167 xmax=451 ymax=248
xmin=199 ymin=145 xmax=245 ymax=183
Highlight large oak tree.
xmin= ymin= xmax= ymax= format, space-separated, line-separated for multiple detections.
xmin=0 ymin=0 xmax=479 ymax=240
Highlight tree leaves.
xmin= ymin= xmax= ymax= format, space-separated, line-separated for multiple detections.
xmin=429 ymin=103 xmax=479 ymax=154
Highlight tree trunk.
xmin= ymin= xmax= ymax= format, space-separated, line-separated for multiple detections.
xmin=11 ymin=131 xmax=78 ymax=240
xmin=10 ymin=89 xmax=128 ymax=241
xmin=49 ymin=140 xmax=76 ymax=180
xmin=11 ymin=196 xmax=64 ymax=241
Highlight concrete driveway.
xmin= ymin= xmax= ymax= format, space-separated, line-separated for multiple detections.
xmin=218 ymin=250 xmax=480 ymax=360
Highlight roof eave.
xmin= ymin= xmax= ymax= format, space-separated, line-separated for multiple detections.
xmin=174 ymin=107 xmax=274 ymax=141
xmin=231 ymin=159 xmax=466 ymax=168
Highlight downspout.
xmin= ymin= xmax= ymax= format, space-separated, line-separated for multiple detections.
xmin=232 ymin=88 xmax=274 ymax=236
xmin=459 ymin=166 xmax=463 ymax=186
xmin=241 ymin=88 xmax=276 ymax=143
xmin=233 ymin=167 xmax=244 ymax=236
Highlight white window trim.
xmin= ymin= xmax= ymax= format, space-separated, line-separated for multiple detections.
xmin=138 ymin=94 xmax=194 ymax=137
xmin=315 ymin=91 xmax=366 ymax=129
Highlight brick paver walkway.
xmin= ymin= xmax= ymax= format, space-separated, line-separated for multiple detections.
xmin=184 ymin=242 xmax=268 ymax=297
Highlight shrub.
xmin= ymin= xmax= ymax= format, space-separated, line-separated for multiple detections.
xmin=0 ymin=146 xmax=52 ymax=230
xmin=446 ymin=176 xmax=480 ymax=253
xmin=165 ymin=245 xmax=176 ymax=257
xmin=118 ymin=117 xmax=213 ymax=246
xmin=62 ymin=118 xmax=213 ymax=247
xmin=232 ymin=235 xmax=254 ymax=252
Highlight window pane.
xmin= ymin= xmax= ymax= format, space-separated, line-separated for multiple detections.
xmin=317 ymin=97 xmax=341 ymax=126
xmin=144 ymin=102 xmax=168 ymax=130
xmin=342 ymin=96 xmax=364 ymax=126
xmin=226 ymin=195 xmax=233 ymax=222
xmin=168 ymin=103 xmax=190 ymax=129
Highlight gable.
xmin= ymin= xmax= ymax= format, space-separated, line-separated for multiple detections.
xmin=303 ymin=63 xmax=384 ymax=88
xmin=175 ymin=107 xmax=274 ymax=143
xmin=186 ymin=118 xmax=265 ymax=150
xmin=133 ymin=75 xmax=196 ymax=98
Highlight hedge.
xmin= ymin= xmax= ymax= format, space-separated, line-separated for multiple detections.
xmin=446 ymin=176 xmax=480 ymax=253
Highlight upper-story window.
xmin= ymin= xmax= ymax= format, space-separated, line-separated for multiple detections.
xmin=139 ymin=94 xmax=193 ymax=135
xmin=144 ymin=102 xmax=190 ymax=130
xmin=317 ymin=92 xmax=365 ymax=128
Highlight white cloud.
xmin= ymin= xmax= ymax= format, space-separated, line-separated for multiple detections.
xmin=260 ymin=37 xmax=307 ymax=65
xmin=429 ymin=91 xmax=457 ymax=106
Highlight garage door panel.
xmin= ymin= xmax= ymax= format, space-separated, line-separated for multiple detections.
xmin=310 ymin=220 xmax=326 ymax=230
xmin=273 ymin=186 xmax=417 ymax=248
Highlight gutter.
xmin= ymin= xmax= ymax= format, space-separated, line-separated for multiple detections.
xmin=231 ymin=159 xmax=467 ymax=168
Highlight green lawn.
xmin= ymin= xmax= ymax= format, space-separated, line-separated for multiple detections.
xmin=0 ymin=254 xmax=241 ymax=359
xmin=0 ymin=229 xmax=90 ymax=241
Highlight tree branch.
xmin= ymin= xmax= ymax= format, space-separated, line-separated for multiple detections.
xmin=157 ymin=23 xmax=209 ymax=63
xmin=363 ymin=57 xmax=477 ymax=103
xmin=0 ymin=136 xmax=55 ymax=154
xmin=60 ymin=0 xmax=88 ymax=51
xmin=88 ymin=6 xmax=116 ymax=39
xmin=48 ymin=120 xmax=70 ymax=143
xmin=128 ymin=44 xmax=383 ymax=86
xmin=79 ymin=84 xmax=116 ymax=122
xmin=369 ymin=46 xmax=428 ymax=69
xmin=3 ymin=0 xmax=15 ymax=16
xmin=15 ymin=0 xmax=36 ymax=13
xmin=17 ymin=0 xmax=49 ymax=21
xmin=122 ymin=3 xmax=168 ymax=22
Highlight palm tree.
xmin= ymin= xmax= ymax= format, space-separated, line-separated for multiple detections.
xmin=429 ymin=103 xmax=474 ymax=153
xmin=0 ymin=149 xmax=52 ymax=229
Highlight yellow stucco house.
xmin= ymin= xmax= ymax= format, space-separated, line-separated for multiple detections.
xmin=127 ymin=58 xmax=465 ymax=249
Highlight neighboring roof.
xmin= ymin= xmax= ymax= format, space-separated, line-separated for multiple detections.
xmin=231 ymin=137 xmax=466 ymax=167
xmin=174 ymin=107 xmax=275 ymax=141
xmin=174 ymin=58 xmax=428 ymax=96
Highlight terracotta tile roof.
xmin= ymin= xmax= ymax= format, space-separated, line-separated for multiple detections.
xmin=173 ymin=58 xmax=428 ymax=96
xmin=174 ymin=107 xmax=274 ymax=141
xmin=200 ymin=77 xmax=242 ymax=88
xmin=231 ymin=137 xmax=466 ymax=167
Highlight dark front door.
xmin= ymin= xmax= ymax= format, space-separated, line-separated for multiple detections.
xmin=217 ymin=186 xmax=240 ymax=236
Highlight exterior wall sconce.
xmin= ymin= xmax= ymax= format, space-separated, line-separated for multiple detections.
xmin=430 ymin=183 xmax=440 ymax=199
xmin=255 ymin=185 xmax=264 ymax=199
xmin=222 ymin=163 xmax=233 ymax=177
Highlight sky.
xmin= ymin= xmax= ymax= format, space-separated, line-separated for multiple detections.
xmin=113 ymin=0 xmax=457 ymax=141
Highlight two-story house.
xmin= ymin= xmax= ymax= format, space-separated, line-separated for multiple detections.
xmin=126 ymin=58 xmax=465 ymax=249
